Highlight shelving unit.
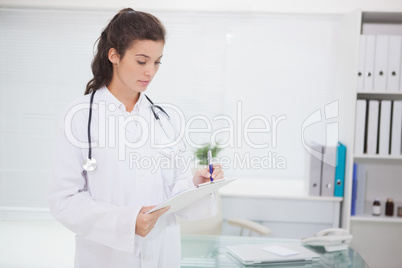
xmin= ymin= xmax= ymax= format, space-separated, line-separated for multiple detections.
xmin=349 ymin=11 xmax=402 ymax=268
xmin=351 ymin=10 xmax=402 ymax=222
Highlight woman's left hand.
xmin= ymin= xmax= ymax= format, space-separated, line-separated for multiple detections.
xmin=192 ymin=164 xmax=224 ymax=186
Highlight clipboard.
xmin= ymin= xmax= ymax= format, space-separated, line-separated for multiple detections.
xmin=147 ymin=178 xmax=235 ymax=214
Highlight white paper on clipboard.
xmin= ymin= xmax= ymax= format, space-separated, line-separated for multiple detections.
xmin=147 ymin=178 xmax=235 ymax=214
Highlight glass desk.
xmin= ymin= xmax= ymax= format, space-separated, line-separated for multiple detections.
xmin=181 ymin=235 xmax=367 ymax=268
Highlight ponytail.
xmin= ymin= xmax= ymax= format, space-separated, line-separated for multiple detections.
xmin=85 ymin=31 xmax=113 ymax=94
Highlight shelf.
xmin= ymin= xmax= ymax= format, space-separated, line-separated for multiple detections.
xmin=218 ymin=178 xmax=343 ymax=202
xmin=354 ymin=154 xmax=402 ymax=164
xmin=351 ymin=215 xmax=402 ymax=223
xmin=357 ymin=91 xmax=402 ymax=100
xmin=362 ymin=12 xmax=402 ymax=24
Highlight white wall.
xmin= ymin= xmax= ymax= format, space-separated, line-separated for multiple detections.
xmin=1 ymin=0 xmax=402 ymax=13
xmin=0 ymin=9 xmax=357 ymax=211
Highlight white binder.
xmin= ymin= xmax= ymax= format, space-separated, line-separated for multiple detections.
xmin=306 ymin=142 xmax=323 ymax=196
xmin=354 ymin=100 xmax=367 ymax=155
xmin=321 ymin=145 xmax=336 ymax=197
xmin=373 ymin=35 xmax=389 ymax=91
xmin=355 ymin=164 xmax=367 ymax=216
xmin=378 ymin=100 xmax=391 ymax=155
xmin=391 ymin=101 xmax=402 ymax=155
xmin=363 ymin=35 xmax=376 ymax=91
xmin=366 ymin=100 xmax=380 ymax=154
xmin=387 ymin=36 xmax=402 ymax=92
xmin=357 ymin=35 xmax=366 ymax=92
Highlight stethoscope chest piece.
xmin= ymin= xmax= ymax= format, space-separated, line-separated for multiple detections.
xmin=83 ymin=158 xmax=97 ymax=172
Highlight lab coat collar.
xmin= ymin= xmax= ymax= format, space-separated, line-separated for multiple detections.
xmin=99 ymin=86 xmax=151 ymax=113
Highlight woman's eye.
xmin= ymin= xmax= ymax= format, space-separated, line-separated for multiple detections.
xmin=137 ymin=61 xmax=146 ymax=65
xmin=155 ymin=61 xmax=162 ymax=65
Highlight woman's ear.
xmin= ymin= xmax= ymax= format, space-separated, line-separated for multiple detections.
xmin=108 ymin=48 xmax=120 ymax=65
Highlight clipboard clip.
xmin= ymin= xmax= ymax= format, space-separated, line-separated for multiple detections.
xmin=196 ymin=181 xmax=214 ymax=188
xmin=196 ymin=178 xmax=226 ymax=188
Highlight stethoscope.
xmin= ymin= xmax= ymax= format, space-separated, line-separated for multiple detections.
xmin=83 ymin=90 xmax=186 ymax=172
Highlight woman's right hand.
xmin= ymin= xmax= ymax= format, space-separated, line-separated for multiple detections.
xmin=135 ymin=206 xmax=170 ymax=237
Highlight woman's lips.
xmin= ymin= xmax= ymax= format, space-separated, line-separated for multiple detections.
xmin=139 ymin=80 xmax=150 ymax=86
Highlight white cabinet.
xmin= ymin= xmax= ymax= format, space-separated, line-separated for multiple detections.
xmin=219 ymin=178 xmax=342 ymax=239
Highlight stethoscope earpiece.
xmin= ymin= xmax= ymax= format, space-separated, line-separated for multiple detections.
xmin=83 ymin=158 xmax=97 ymax=172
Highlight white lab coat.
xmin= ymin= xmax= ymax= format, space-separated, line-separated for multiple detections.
xmin=48 ymin=86 xmax=216 ymax=268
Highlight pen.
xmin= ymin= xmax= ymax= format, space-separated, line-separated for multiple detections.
xmin=207 ymin=150 xmax=213 ymax=182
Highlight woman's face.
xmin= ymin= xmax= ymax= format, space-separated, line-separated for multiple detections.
xmin=109 ymin=40 xmax=164 ymax=95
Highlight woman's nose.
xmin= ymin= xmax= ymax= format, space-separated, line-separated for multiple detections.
xmin=144 ymin=65 xmax=156 ymax=77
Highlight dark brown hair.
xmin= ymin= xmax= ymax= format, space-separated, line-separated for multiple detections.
xmin=85 ymin=8 xmax=166 ymax=94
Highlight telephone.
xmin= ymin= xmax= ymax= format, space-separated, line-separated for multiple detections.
xmin=301 ymin=228 xmax=353 ymax=252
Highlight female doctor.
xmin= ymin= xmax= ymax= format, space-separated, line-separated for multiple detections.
xmin=48 ymin=8 xmax=223 ymax=268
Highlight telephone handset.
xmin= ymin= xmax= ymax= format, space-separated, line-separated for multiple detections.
xmin=301 ymin=228 xmax=353 ymax=252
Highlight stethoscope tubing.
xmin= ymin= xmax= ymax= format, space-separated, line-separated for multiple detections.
xmin=83 ymin=89 xmax=182 ymax=172
xmin=87 ymin=91 xmax=96 ymax=160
